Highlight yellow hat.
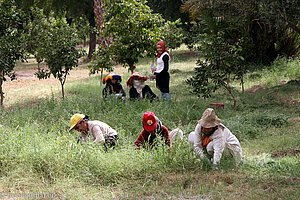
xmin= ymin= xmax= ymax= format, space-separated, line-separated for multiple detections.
xmin=69 ymin=114 xmax=85 ymax=131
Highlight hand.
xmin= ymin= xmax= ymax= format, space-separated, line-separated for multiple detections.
xmin=151 ymin=64 xmax=156 ymax=72
xmin=150 ymin=75 xmax=156 ymax=79
xmin=211 ymin=164 xmax=219 ymax=171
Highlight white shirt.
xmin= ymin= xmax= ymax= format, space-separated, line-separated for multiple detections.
xmin=155 ymin=52 xmax=170 ymax=74
xmin=193 ymin=123 xmax=242 ymax=165
xmin=86 ymin=120 xmax=117 ymax=144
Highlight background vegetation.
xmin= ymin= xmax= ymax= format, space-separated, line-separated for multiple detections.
xmin=0 ymin=48 xmax=299 ymax=199
xmin=0 ymin=0 xmax=299 ymax=199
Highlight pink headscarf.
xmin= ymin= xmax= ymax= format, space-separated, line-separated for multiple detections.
xmin=157 ymin=41 xmax=169 ymax=58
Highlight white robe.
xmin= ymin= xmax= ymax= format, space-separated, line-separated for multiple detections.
xmin=188 ymin=123 xmax=242 ymax=165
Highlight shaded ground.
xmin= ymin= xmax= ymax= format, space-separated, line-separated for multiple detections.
xmin=271 ymin=148 xmax=300 ymax=158
xmin=247 ymin=80 xmax=300 ymax=105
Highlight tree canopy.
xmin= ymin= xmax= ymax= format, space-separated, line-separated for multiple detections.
xmin=103 ymin=0 xmax=165 ymax=73
xmin=0 ymin=0 xmax=26 ymax=107
xmin=35 ymin=18 xmax=86 ymax=99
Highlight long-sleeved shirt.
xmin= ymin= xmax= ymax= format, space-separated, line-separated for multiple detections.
xmin=154 ymin=52 xmax=170 ymax=93
xmin=135 ymin=125 xmax=170 ymax=149
xmin=103 ymin=83 xmax=126 ymax=97
xmin=81 ymin=120 xmax=117 ymax=144
xmin=193 ymin=123 xmax=242 ymax=165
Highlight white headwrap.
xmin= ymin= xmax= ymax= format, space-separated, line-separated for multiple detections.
xmin=133 ymin=79 xmax=146 ymax=98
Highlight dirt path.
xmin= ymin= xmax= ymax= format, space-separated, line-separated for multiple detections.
xmin=2 ymin=67 xmax=92 ymax=107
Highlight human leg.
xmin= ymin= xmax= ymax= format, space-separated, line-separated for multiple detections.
xmin=143 ymin=85 xmax=158 ymax=100
xmin=129 ymin=88 xmax=139 ymax=100
xmin=161 ymin=93 xmax=170 ymax=101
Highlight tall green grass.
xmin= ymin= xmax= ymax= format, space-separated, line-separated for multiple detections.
xmin=0 ymin=53 xmax=299 ymax=199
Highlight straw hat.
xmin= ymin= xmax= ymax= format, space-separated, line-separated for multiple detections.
xmin=198 ymin=108 xmax=221 ymax=128
xmin=126 ymin=72 xmax=147 ymax=86
xmin=69 ymin=113 xmax=85 ymax=131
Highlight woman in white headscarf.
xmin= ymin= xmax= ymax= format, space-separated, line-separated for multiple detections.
xmin=126 ymin=72 xmax=158 ymax=101
xmin=188 ymin=108 xmax=242 ymax=170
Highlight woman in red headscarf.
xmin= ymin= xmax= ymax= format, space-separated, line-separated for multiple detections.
xmin=151 ymin=41 xmax=170 ymax=101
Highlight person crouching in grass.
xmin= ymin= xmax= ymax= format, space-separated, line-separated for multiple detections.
xmin=126 ymin=72 xmax=158 ymax=101
xmin=135 ymin=111 xmax=171 ymax=150
xmin=188 ymin=108 xmax=242 ymax=170
xmin=69 ymin=114 xmax=119 ymax=151
xmin=102 ymin=74 xmax=126 ymax=100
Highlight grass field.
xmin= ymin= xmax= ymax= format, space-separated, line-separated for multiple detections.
xmin=0 ymin=49 xmax=299 ymax=199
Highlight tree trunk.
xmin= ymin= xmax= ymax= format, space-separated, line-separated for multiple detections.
xmin=60 ymin=80 xmax=65 ymax=100
xmin=241 ymin=75 xmax=244 ymax=93
xmin=60 ymin=74 xmax=67 ymax=100
xmin=83 ymin=36 xmax=87 ymax=47
xmin=88 ymin=32 xmax=96 ymax=61
xmin=224 ymin=84 xmax=237 ymax=110
xmin=94 ymin=0 xmax=112 ymax=48
xmin=87 ymin=12 xmax=96 ymax=61
xmin=129 ymin=64 xmax=135 ymax=74
xmin=100 ymin=68 xmax=103 ymax=86
xmin=0 ymin=71 xmax=4 ymax=107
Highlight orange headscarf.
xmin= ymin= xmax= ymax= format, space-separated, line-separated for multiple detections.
xmin=157 ymin=41 xmax=169 ymax=58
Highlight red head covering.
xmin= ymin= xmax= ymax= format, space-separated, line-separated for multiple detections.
xmin=143 ymin=111 xmax=157 ymax=132
xmin=157 ymin=41 xmax=169 ymax=58
xmin=126 ymin=72 xmax=147 ymax=87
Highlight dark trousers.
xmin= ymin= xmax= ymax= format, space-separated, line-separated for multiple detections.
xmin=104 ymin=135 xmax=119 ymax=151
xmin=129 ymin=85 xmax=158 ymax=100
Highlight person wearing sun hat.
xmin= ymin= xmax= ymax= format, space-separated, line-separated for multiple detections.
xmin=188 ymin=108 xmax=242 ymax=170
xmin=126 ymin=72 xmax=158 ymax=101
xmin=69 ymin=114 xmax=119 ymax=150
xmin=135 ymin=111 xmax=171 ymax=149
xmin=102 ymin=73 xmax=126 ymax=99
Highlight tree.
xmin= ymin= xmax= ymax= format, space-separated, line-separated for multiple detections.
xmin=186 ymin=32 xmax=246 ymax=110
xmin=16 ymin=0 xmax=97 ymax=61
xmin=24 ymin=7 xmax=50 ymax=70
xmin=261 ymin=0 xmax=300 ymax=35
xmin=103 ymin=0 xmax=165 ymax=73
xmin=89 ymin=46 xmax=114 ymax=87
xmin=161 ymin=19 xmax=184 ymax=59
xmin=181 ymin=0 xmax=299 ymax=63
xmin=147 ymin=0 xmax=197 ymax=49
xmin=0 ymin=0 xmax=26 ymax=107
xmin=36 ymin=18 xmax=86 ymax=99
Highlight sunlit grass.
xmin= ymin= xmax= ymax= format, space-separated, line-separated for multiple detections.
xmin=0 ymin=50 xmax=299 ymax=199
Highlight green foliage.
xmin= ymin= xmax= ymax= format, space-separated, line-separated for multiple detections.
xmin=249 ymin=57 xmax=300 ymax=87
xmin=161 ymin=19 xmax=184 ymax=51
xmin=89 ymin=46 xmax=114 ymax=75
xmin=73 ymin=16 xmax=91 ymax=43
xmin=260 ymin=0 xmax=300 ymax=33
xmin=1 ymin=48 xmax=299 ymax=198
xmin=36 ymin=17 xmax=86 ymax=99
xmin=103 ymin=0 xmax=165 ymax=72
xmin=146 ymin=0 xmax=194 ymax=48
xmin=24 ymin=7 xmax=50 ymax=63
xmin=186 ymin=32 xmax=246 ymax=109
xmin=181 ymin=0 xmax=299 ymax=64
xmin=0 ymin=0 xmax=26 ymax=106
